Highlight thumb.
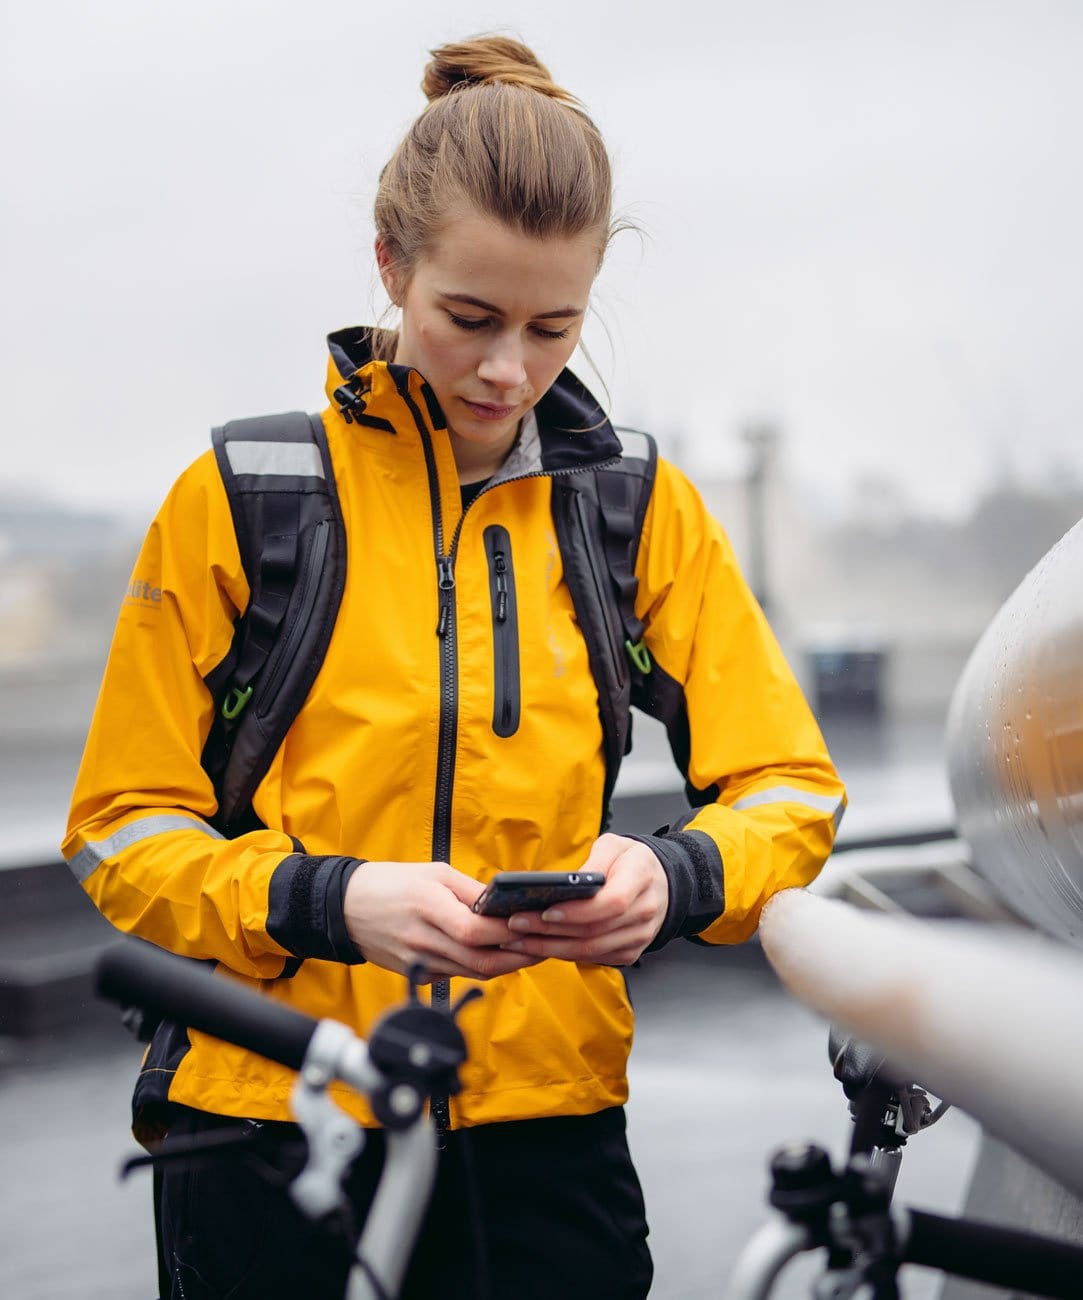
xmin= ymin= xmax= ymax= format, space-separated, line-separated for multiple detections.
xmin=437 ymin=863 xmax=486 ymax=907
xmin=580 ymin=833 xmax=630 ymax=877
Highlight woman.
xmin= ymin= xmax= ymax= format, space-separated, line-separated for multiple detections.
xmin=64 ymin=35 xmax=845 ymax=1300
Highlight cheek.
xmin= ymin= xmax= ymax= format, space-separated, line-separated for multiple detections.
xmin=418 ymin=320 xmax=475 ymax=374
xmin=530 ymin=341 xmax=578 ymax=391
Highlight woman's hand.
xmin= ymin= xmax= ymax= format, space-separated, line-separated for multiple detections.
xmin=342 ymin=860 xmax=542 ymax=981
xmin=501 ymin=834 xmax=670 ymax=967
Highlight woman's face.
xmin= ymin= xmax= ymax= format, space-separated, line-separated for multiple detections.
xmin=380 ymin=207 xmax=601 ymax=480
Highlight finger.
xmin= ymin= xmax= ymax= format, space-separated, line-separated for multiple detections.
xmin=427 ymin=869 xmax=548 ymax=947
xmin=507 ymin=907 xmax=645 ymax=939
xmin=543 ymin=837 xmax=657 ymax=922
xmin=393 ymin=865 xmax=514 ymax=941
xmin=541 ymin=888 xmax=635 ymax=925
xmin=403 ymin=953 xmax=541 ymax=981
xmin=507 ymin=874 xmax=652 ymax=931
xmin=503 ymin=922 xmax=653 ymax=964
xmin=408 ymin=923 xmax=543 ymax=981
xmin=427 ymin=952 xmax=542 ymax=980
xmin=426 ymin=895 xmax=521 ymax=948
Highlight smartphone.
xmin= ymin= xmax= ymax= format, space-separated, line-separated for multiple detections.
xmin=471 ymin=871 xmax=605 ymax=918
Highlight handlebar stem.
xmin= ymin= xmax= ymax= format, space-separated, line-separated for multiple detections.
xmin=304 ymin=1017 xmax=384 ymax=1096
xmin=347 ymin=1121 xmax=438 ymax=1300
xmin=290 ymin=1070 xmax=365 ymax=1222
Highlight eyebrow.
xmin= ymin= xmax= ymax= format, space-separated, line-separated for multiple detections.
xmin=440 ymin=292 xmax=583 ymax=321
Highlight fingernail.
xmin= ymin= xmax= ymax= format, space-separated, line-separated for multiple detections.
xmin=508 ymin=915 xmax=530 ymax=931
xmin=541 ymin=908 xmax=565 ymax=923
xmin=504 ymin=941 xmax=525 ymax=953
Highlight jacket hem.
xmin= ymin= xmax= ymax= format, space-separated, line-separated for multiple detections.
xmin=165 ymin=1069 xmax=630 ymax=1130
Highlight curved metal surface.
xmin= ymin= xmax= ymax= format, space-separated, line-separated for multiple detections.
xmin=946 ymin=516 xmax=1083 ymax=947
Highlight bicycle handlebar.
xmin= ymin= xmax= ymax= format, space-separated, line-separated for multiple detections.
xmin=726 ymin=1202 xmax=1083 ymax=1300
xmin=901 ymin=1207 xmax=1083 ymax=1298
xmin=95 ymin=940 xmax=474 ymax=1300
xmin=96 ymin=940 xmax=318 ymax=1071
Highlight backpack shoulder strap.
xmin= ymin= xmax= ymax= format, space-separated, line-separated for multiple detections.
xmin=595 ymin=428 xmax=657 ymax=675
xmin=551 ymin=428 xmax=658 ymax=830
xmin=201 ymin=411 xmax=346 ymax=836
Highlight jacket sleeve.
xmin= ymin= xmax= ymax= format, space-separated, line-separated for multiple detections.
xmin=628 ymin=458 xmax=846 ymax=947
xmin=61 ymin=451 xmax=364 ymax=977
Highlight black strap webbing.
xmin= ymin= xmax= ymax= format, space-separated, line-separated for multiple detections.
xmin=552 ymin=429 xmax=658 ymax=828
xmin=228 ymin=494 xmax=301 ymax=697
xmin=596 ymin=469 xmax=647 ymax=653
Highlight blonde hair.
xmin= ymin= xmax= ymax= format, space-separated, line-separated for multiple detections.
xmin=373 ymin=36 xmax=617 ymax=359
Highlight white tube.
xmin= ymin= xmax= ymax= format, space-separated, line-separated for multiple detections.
xmin=759 ymin=889 xmax=1083 ymax=1198
xmin=346 ymin=1120 xmax=438 ymax=1300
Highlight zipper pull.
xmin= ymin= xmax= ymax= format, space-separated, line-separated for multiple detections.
xmin=436 ymin=555 xmax=455 ymax=637
xmin=494 ymin=552 xmax=508 ymax=623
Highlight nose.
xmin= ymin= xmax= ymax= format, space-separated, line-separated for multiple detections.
xmin=477 ymin=335 xmax=528 ymax=393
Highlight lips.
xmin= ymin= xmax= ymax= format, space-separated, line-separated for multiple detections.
xmin=463 ymin=399 xmax=517 ymax=421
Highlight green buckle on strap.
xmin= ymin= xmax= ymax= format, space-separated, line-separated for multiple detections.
xmin=221 ymin=684 xmax=253 ymax=720
xmin=625 ymin=638 xmax=652 ymax=674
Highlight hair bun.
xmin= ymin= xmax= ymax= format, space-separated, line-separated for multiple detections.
xmin=422 ymin=36 xmax=577 ymax=106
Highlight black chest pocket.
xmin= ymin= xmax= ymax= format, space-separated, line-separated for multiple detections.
xmin=484 ymin=524 xmax=521 ymax=738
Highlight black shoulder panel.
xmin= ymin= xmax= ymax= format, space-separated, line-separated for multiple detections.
xmin=552 ymin=428 xmax=657 ymax=830
xmin=202 ymin=412 xmax=346 ymax=836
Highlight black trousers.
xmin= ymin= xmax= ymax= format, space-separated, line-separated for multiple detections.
xmin=156 ymin=1105 xmax=653 ymax=1300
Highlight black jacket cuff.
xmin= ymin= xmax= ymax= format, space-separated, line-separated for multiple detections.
xmin=267 ymin=854 xmax=366 ymax=964
xmin=624 ymin=830 xmax=725 ymax=951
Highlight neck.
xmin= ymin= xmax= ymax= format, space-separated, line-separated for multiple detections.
xmin=448 ymin=424 xmax=520 ymax=484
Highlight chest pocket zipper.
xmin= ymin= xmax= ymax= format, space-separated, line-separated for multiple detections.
xmin=484 ymin=524 xmax=521 ymax=738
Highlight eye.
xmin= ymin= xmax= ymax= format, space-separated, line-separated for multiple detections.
xmin=532 ymin=325 xmax=572 ymax=341
xmin=448 ymin=312 xmax=489 ymax=332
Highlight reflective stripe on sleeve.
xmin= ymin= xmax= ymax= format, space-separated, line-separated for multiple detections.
xmin=225 ymin=441 xmax=325 ymax=479
xmin=66 ymin=813 xmax=225 ymax=883
xmin=731 ymin=785 xmax=846 ymax=832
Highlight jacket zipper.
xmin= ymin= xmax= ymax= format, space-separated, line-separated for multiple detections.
xmin=484 ymin=525 xmax=520 ymax=738
xmin=255 ymin=520 xmax=330 ymax=716
xmin=398 ymin=382 xmax=456 ymax=1136
xmin=399 ymin=372 xmax=619 ymax=1134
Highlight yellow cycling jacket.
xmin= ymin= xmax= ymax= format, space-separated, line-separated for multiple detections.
xmin=63 ymin=328 xmax=846 ymax=1130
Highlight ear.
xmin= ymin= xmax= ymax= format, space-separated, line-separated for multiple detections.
xmin=375 ymin=237 xmax=404 ymax=306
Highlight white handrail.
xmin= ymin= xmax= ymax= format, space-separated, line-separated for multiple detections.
xmin=758 ymin=888 xmax=1083 ymax=1198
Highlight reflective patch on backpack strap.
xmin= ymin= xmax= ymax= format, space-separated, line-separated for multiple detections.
xmin=225 ymin=441 xmax=325 ymax=479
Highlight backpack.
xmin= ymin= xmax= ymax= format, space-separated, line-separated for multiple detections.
xmin=200 ymin=411 xmax=658 ymax=839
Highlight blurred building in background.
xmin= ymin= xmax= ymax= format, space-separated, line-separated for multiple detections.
xmin=0 ymin=497 xmax=139 ymax=748
xmin=670 ymin=429 xmax=1083 ymax=722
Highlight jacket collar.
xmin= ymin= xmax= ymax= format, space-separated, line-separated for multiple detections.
xmin=324 ymin=326 xmax=623 ymax=473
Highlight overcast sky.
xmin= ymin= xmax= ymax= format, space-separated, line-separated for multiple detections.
xmin=2 ymin=0 xmax=1081 ymax=523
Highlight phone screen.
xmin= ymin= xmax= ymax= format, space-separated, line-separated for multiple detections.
xmin=472 ymin=872 xmax=604 ymax=917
